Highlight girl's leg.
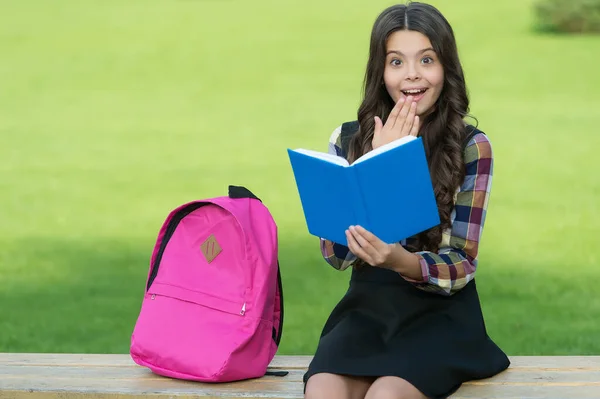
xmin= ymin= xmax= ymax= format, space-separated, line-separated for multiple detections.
xmin=364 ymin=376 xmax=428 ymax=399
xmin=305 ymin=373 xmax=374 ymax=399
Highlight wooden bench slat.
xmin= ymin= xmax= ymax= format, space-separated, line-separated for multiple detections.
xmin=453 ymin=384 xmax=600 ymax=399
xmin=501 ymin=356 xmax=600 ymax=369
xmin=1 ymin=377 xmax=304 ymax=398
xmin=0 ymin=366 xmax=306 ymax=382
xmin=0 ymin=353 xmax=312 ymax=369
xmin=0 ymin=353 xmax=136 ymax=367
xmin=1 ymin=392 xmax=303 ymax=399
xmin=1 ymin=354 xmax=600 ymax=399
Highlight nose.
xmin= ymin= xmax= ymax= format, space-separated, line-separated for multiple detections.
xmin=405 ymin=62 xmax=421 ymax=81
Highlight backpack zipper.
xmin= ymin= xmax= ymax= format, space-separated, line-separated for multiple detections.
xmin=146 ymin=203 xmax=208 ymax=291
xmin=150 ymin=293 xmax=246 ymax=316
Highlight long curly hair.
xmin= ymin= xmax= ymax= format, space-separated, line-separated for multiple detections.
xmin=347 ymin=2 xmax=475 ymax=253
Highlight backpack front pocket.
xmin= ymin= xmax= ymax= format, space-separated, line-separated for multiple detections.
xmin=131 ymin=282 xmax=247 ymax=381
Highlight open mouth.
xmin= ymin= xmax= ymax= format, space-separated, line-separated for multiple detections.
xmin=401 ymin=88 xmax=428 ymax=96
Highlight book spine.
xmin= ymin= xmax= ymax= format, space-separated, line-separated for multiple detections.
xmin=348 ymin=166 xmax=369 ymax=229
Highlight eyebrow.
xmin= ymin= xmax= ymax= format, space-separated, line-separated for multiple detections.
xmin=386 ymin=47 xmax=435 ymax=56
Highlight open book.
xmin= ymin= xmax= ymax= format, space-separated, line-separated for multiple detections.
xmin=287 ymin=136 xmax=440 ymax=246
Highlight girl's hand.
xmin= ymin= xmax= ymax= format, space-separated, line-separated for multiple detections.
xmin=346 ymin=225 xmax=399 ymax=268
xmin=371 ymin=96 xmax=420 ymax=150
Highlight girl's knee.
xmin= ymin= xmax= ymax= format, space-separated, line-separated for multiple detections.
xmin=365 ymin=376 xmax=427 ymax=399
xmin=305 ymin=373 xmax=343 ymax=399
xmin=305 ymin=373 xmax=372 ymax=399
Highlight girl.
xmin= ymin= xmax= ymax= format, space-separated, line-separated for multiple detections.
xmin=303 ymin=2 xmax=510 ymax=399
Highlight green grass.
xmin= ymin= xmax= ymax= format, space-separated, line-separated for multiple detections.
xmin=1 ymin=0 xmax=599 ymax=356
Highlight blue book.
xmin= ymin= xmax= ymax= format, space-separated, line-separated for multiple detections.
xmin=287 ymin=136 xmax=440 ymax=246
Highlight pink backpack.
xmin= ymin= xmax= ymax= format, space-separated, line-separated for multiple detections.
xmin=130 ymin=186 xmax=285 ymax=382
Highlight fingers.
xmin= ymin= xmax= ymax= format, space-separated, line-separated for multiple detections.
xmin=372 ymin=116 xmax=383 ymax=149
xmin=404 ymin=100 xmax=417 ymax=134
xmin=349 ymin=226 xmax=372 ymax=250
xmin=397 ymin=96 xmax=413 ymax=121
xmin=397 ymin=96 xmax=416 ymax=133
xmin=374 ymin=95 xmax=419 ymax=147
xmin=387 ymin=98 xmax=404 ymax=128
xmin=346 ymin=226 xmax=387 ymax=266
xmin=353 ymin=225 xmax=380 ymax=245
xmin=373 ymin=116 xmax=383 ymax=136
xmin=346 ymin=229 xmax=374 ymax=265
xmin=409 ymin=115 xmax=420 ymax=137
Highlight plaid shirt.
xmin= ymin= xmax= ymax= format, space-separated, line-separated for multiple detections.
xmin=320 ymin=125 xmax=494 ymax=296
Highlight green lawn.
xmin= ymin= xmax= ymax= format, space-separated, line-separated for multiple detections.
xmin=1 ymin=0 xmax=599 ymax=356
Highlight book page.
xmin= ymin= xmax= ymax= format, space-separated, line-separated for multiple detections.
xmin=353 ymin=135 xmax=416 ymax=165
xmin=291 ymin=149 xmax=350 ymax=167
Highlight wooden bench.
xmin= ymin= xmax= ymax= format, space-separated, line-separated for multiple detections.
xmin=1 ymin=353 xmax=599 ymax=398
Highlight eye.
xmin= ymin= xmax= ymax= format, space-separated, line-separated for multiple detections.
xmin=421 ymin=56 xmax=434 ymax=64
xmin=390 ymin=58 xmax=402 ymax=66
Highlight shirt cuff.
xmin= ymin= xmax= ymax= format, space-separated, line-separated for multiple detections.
xmin=400 ymin=252 xmax=430 ymax=284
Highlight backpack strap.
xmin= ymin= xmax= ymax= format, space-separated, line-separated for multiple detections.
xmin=463 ymin=124 xmax=483 ymax=149
xmin=228 ymin=185 xmax=286 ymax=358
xmin=340 ymin=120 xmax=360 ymax=158
xmin=265 ymin=261 xmax=288 ymax=377
xmin=228 ymin=185 xmax=261 ymax=202
xmin=273 ymin=262 xmax=284 ymax=346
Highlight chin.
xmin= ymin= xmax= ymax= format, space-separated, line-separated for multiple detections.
xmin=416 ymin=104 xmax=429 ymax=116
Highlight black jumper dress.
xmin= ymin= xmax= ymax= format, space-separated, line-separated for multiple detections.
xmin=303 ymin=122 xmax=510 ymax=398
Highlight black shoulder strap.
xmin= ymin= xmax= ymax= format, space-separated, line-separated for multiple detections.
xmin=228 ymin=185 xmax=261 ymax=202
xmin=340 ymin=120 xmax=360 ymax=157
xmin=463 ymin=125 xmax=484 ymax=149
xmin=273 ymin=262 xmax=284 ymax=346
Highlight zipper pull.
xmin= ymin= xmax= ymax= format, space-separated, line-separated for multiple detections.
xmin=151 ymin=294 xmax=156 ymax=300
xmin=240 ymin=302 xmax=246 ymax=315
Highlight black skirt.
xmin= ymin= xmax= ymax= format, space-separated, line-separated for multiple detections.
xmin=303 ymin=266 xmax=510 ymax=399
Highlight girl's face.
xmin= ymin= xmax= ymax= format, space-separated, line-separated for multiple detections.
xmin=383 ymin=30 xmax=444 ymax=116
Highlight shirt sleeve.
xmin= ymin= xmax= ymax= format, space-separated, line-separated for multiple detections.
xmin=407 ymin=133 xmax=494 ymax=296
xmin=319 ymin=126 xmax=360 ymax=271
